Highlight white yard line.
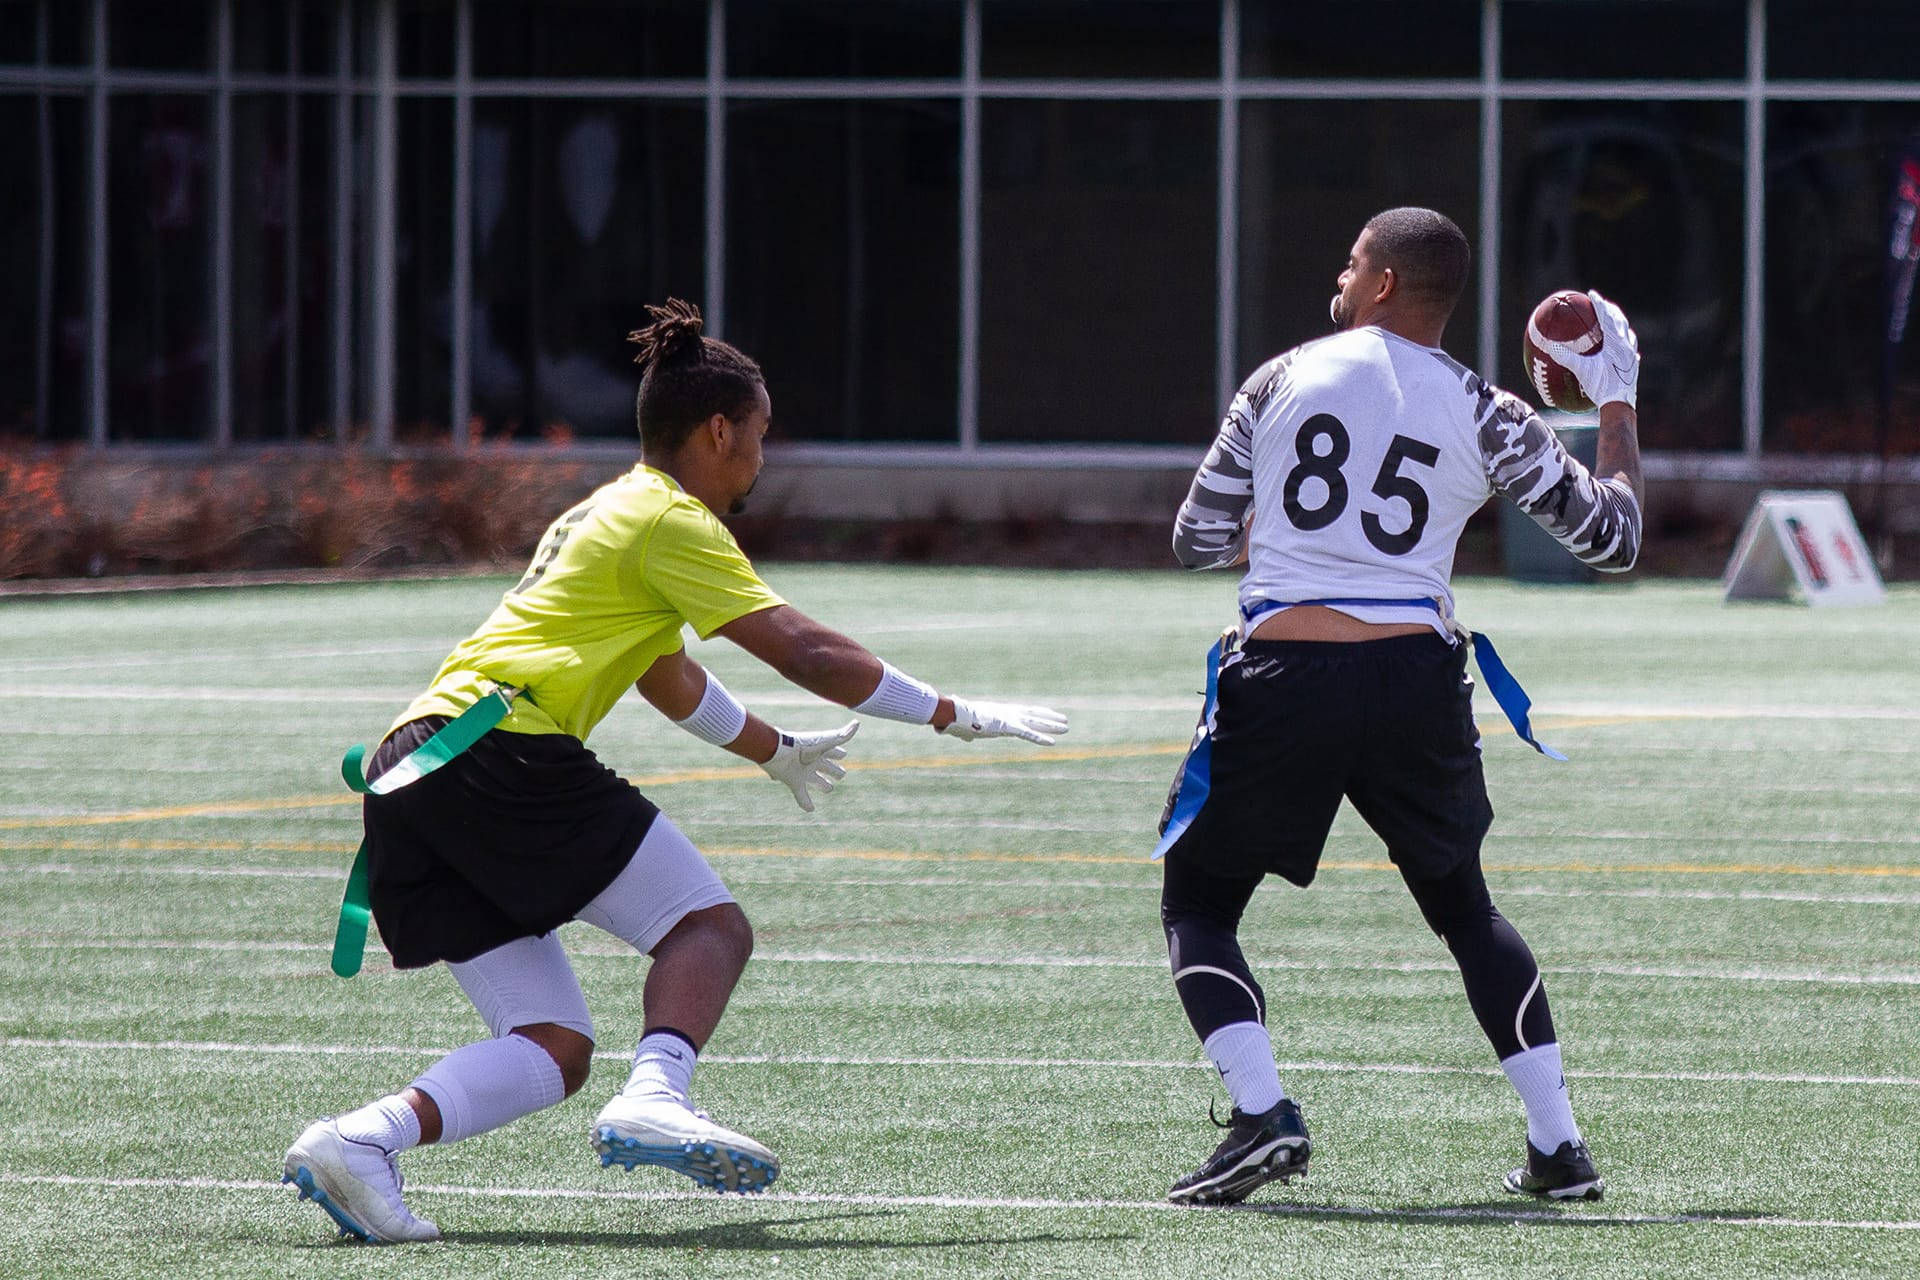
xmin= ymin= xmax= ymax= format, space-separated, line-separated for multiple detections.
xmin=5 ymin=642 xmax=447 ymax=674
xmin=5 ymin=1036 xmax=1919 ymax=1089
xmin=6 ymin=937 xmax=1920 ymax=988
xmin=1 ymin=1171 xmax=1916 ymax=1231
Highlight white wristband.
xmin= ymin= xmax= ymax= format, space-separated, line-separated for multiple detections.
xmin=852 ymin=661 xmax=941 ymax=724
xmin=674 ymin=669 xmax=749 ymax=747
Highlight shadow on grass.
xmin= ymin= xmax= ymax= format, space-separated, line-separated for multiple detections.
xmin=1227 ymin=1199 xmax=1758 ymax=1228
xmin=444 ymin=1209 xmax=1138 ymax=1252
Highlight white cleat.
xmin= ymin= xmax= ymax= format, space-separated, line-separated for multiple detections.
xmin=282 ymin=1119 xmax=441 ymax=1244
xmin=592 ymin=1093 xmax=779 ymax=1193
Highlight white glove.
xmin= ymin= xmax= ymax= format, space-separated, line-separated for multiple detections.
xmin=937 ymin=696 xmax=1068 ymax=746
xmin=760 ymin=720 xmax=858 ymax=812
xmin=1562 ymin=289 xmax=1641 ymax=409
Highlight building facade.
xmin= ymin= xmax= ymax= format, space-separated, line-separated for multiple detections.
xmin=2 ymin=0 xmax=1917 ymax=481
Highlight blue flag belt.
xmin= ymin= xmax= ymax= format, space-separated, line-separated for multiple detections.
xmin=1151 ymin=599 xmax=1562 ymax=861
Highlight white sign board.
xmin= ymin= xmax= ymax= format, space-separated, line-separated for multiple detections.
xmin=1722 ymin=490 xmax=1886 ymax=606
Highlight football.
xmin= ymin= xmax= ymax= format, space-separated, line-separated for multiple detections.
xmin=1522 ymin=289 xmax=1603 ymax=413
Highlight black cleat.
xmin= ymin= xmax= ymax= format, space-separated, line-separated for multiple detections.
xmin=1503 ymin=1139 xmax=1604 ymax=1201
xmin=1168 ymin=1098 xmax=1311 ymax=1206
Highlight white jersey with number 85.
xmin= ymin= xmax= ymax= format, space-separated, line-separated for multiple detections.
xmin=1172 ymin=325 xmax=1640 ymax=634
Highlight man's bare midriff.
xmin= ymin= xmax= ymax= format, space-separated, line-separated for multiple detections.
xmin=1247 ymin=604 xmax=1433 ymax=643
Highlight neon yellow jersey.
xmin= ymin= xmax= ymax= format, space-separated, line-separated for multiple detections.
xmin=396 ymin=464 xmax=785 ymax=742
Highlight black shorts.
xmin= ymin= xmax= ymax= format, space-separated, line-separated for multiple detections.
xmin=1166 ymin=633 xmax=1493 ymax=886
xmin=362 ymin=719 xmax=659 ymax=969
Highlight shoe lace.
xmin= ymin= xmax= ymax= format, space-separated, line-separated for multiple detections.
xmin=1207 ymin=1099 xmax=1234 ymax=1130
xmin=384 ymin=1149 xmax=405 ymax=1197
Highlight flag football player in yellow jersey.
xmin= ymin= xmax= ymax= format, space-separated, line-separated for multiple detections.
xmin=283 ymin=299 xmax=1067 ymax=1244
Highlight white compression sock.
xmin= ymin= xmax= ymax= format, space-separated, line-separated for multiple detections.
xmin=334 ymin=1093 xmax=423 ymax=1154
xmin=1202 ymin=1021 xmax=1285 ymax=1116
xmin=410 ymin=1034 xmax=567 ymax=1145
xmin=1500 ymin=1041 xmax=1582 ymax=1152
xmin=621 ymin=1030 xmax=697 ymax=1103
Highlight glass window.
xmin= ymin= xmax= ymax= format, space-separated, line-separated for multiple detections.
xmin=980 ymin=99 xmax=1217 ymax=444
xmin=109 ymin=0 xmax=209 ymax=71
xmin=235 ymin=1 xmax=338 ymax=75
xmin=0 ymin=93 xmax=89 ymax=441
xmin=109 ymin=95 xmax=213 ymax=441
xmin=1236 ymin=100 xmax=1482 ymax=378
xmin=1241 ymin=0 xmax=1479 ymax=80
xmin=394 ymin=96 xmax=452 ymax=436
xmin=1 ymin=2 xmax=36 ymax=64
xmin=727 ymin=99 xmax=960 ymax=443
xmin=1502 ymin=100 xmax=1746 ymax=451
xmin=981 ymin=1 xmax=1217 ymax=79
xmin=474 ymin=0 xmax=706 ymax=78
xmin=1 ymin=2 xmax=92 ymax=69
xmin=297 ymin=1 xmax=339 ymax=75
xmin=727 ymin=1 xmax=960 ymax=79
xmin=51 ymin=0 xmax=87 ymax=63
xmin=469 ymin=99 xmax=706 ymax=440
xmin=234 ymin=1 xmax=291 ymax=73
xmin=1769 ymin=0 xmax=1920 ymax=82
xmin=1503 ymin=0 xmax=1745 ymax=80
xmin=397 ymin=0 xmax=453 ymax=78
xmin=1765 ymin=103 xmax=1920 ymax=455
xmin=232 ymin=94 xmax=340 ymax=442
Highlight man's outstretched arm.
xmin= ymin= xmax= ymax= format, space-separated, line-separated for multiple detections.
xmin=717 ymin=604 xmax=1066 ymax=745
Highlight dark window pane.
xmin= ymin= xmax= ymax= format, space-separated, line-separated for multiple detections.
xmin=1766 ymin=104 xmax=1920 ymax=455
xmin=983 ymin=0 xmax=1216 ymax=79
xmin=397 ymin=0 xmax=452 ymax=77
xmin=50 ymin=0 xmax=87 ymax=64
xmin=1769 ymin=0 xmax=1920 ymax=81
xmin=474 ymin=0 xmax=705 ymax=78
xmin=727 ymin=1 xmax=959 ymax=79
xmin=0 ymin=3 xmax=35 ymax=63
xmin=1242 ymin=1 xmax=1478 ymax=79
xmin=298 ymin=1 xmax=339 ymax=75
xmin=470 ymin=99 xmax=706 ymax=440
xmin=109 ymin=95 xmax=212 ymax=441
xmin=981 ymin=99 xmax=1216 ymax=444
xmin=1504 ymin=0 xmax=1745 ymax=80
xmin=233 ymin=0 xmax=291 ymax=73
xmin=1503 ymin=100 xmax=1745 ymax=450
xmin=0 ymin=94 xmax=89 ymax=441
xmin=1237 ymin=100 xmax=1481 ymax=378
xmin=727 ymin=99 xmax=960 ymax=443
xmin=232 ymin=94 xmax=339 ymax=442
xmin=109 ymin=0 xmax=209 ymax=70
xmin=395 ymin=96 xmax=451 ymax=435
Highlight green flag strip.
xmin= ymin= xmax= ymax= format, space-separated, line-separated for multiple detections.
xmin=329 ymin=684 xmax=519 ymax=978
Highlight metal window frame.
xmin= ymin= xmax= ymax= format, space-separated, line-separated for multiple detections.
xmin=5 ymin=0 xmax=1919 ymax=466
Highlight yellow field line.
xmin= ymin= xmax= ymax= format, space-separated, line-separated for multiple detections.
xmin=5 ymin=834 xmax=1918 ymax=881
xmin=0 ymin=709 xmax=1732 ymax=835
xmin=0 ymin=743 xmax=1189 ymax=831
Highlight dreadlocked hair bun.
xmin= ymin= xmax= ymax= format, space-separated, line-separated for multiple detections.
xmin=627 ymin=298 xmax=705 ymax=370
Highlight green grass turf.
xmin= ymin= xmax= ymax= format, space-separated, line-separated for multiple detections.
xmin=2 ymin=567 xmax=1918 ymax=1278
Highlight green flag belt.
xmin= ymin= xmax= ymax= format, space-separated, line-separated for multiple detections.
xmin=329 ymin=682 xmax=520 ymax=978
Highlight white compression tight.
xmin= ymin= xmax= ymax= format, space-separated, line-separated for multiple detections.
xmin=407 ymin=815 xmax=733 ymax=1144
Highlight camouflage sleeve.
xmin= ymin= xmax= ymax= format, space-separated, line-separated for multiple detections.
xmin=1479 ymin=385 xmax=1641 ymax=572
xmin=1172 ymin=359 xmax=1284 ymax=569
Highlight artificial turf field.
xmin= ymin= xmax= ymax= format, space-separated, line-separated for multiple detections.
xmin=1 ymin=565 xmax=1916 ymax=1279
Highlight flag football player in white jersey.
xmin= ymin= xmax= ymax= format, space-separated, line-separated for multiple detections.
xmin=281 ymin=299 xmax=1066 ymax=1243
xmin=1160 ymin=207 xmax=1642 ymax=1206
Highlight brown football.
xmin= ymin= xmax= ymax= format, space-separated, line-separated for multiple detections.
xmin=1522 ymin=289 xmax=1603 ymax=413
